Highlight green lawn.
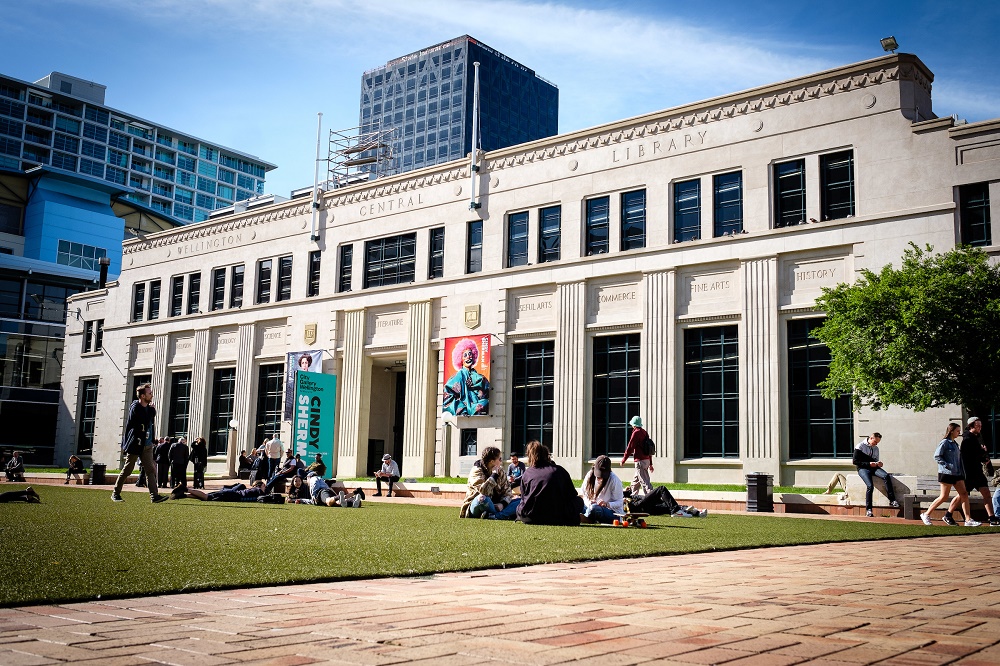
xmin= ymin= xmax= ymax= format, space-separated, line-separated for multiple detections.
xmin=0 ymin=485 xmax=972 ymax=608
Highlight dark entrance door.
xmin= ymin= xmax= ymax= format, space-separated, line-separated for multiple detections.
xmin=392 ymin=371 xmax=406 ymax=474
xmin=367 ymin=439 xmax=385 ymax=478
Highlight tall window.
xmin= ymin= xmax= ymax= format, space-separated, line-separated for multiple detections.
xmin=592 ymin=333 xmax=641 ymax=457
xmin=364 ymin=233 xmax=416 ymax=288
xmin=788 ymin=319 xmax=854 ymax=458
xmin=467 ymin=221 xmax=483 ymax=273
xmin=209 ymin=368 xmax=236 ymax=456
xmin=168 ymin=371 xmax=192 ymax=438
xmin=585 ymin=196 xmax=609 ymax=255
xmin=820 ymin=150 xmax=855 ymax=220
xmin=983 ymin=408 xmax=1000 ymax=459
xmin=307 ymin=250 xmax=321 ymax=297
xmin=76 ymin=378 xmax=99 ymax=455
xmin=255 ymin=363 xmax=284 ymax=444
xmin=620 ymin=190 xmax=646 ymax=250
xmin=169 ymin=276 xmax=183 ymax=317
xmin=538 ymin=206 xmax=561 ymax=263
xmin=83 ymin=321 xmax=94 ymax=353
xmin=428 ymin=227 xmax=445 ymax=279
xmin=276 ymin=256 xmax=292 ymax=301
xmin=507 ymin=211 xmax=529 ymax=267
xmin=511 ymin=341 xmax=555 ymax=455
xmin=186 ymin=272 xmax=200 ymax=314
xmin=461 ymin=428 xmax=478 ymax=457
xmin=148 ymin=280 xmax=160 ymax=320
xmin=210 ymin=268 xmax=225 ymax=311
xmin=256 ymin=259 xmax=272 ymax=304
xmin=684 ymin=326 xmax=739 ymax=458
xmin=673 ymin=179 xmax=700 ymax=241
xmin=713 ymin=172 xmax=743 ymax=236
xmin=338 ymin=245 xmax=353 ymax=292
xmin=93 ymin=319 xmax=103 ymax=351
xmin=959 ymin=182 xmax=992 ymax=247
xmin=132 ymin=282 xmax=145 ymax=322
xmin=229 ymin=264 xmax=244 ymax=308
xmin=82 ymin=319 xmax=103 ymax=353
xmin=774 ymin=159 xmax=806 ymax=228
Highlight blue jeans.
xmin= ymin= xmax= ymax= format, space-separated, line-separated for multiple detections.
xmin=585 ymin=504 xmax=618 ymax=524
xmin=993 ymin=487 xmax=1000 ymax=516
xmin=469 ymin=495 xmax=520 ymax=520
xmin=857 ymin=467 xmax=896 ymax=510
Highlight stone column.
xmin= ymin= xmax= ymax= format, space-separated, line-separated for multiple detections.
xmin=553 ymin=281 xmax=586 ymax=477
xmin=232 ymin=323 xmax=257 ymax=463
xmin=641 ymin=269 xmax=675 ymax=481
xmin=151 ymin=334 xmax=169 ymax=437
xmin=741 ymin=257 xmax=781 ymax=478
xmin=338 ymin=309 xmax=372 ymax=477
xmin=187 ymin=328 xmax=210 ymax=440
xmin=403 ymin=300 xmax=436 ymax=476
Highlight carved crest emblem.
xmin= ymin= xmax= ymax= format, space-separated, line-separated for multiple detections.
xmin=464 ymin=304 xmax=481 ymax=330
xmin=304 ymin=323 xmax=317 ymax=345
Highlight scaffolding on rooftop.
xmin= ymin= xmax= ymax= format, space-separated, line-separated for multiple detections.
xmin=327 ymin=118 xmax=398 ymax=188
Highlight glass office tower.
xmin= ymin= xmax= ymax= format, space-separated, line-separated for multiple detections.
xmin=359 ymin=36 xmax=558 ymax=174
xmin=0 ymin=71 xmax=276 ymax=224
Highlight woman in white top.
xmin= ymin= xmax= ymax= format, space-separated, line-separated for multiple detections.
xmin=581 ymin=455 xmax=624 ymax=524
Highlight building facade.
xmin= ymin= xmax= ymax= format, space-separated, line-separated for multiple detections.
xmin=58 ymin=54 xmax=999 ymax=484
xmin=0 ymin=71 xmax=276 ymax=224
xmin=359 ymin=35 xmax=558 ymax=175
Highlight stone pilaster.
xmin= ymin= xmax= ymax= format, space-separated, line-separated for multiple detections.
xmin=232 ymin=324 xmax=257 ymax=459
xmin=338 ymin=309 xmax=372 ymax=477
xmin=553 ymin=281 xmax=586 ymax=477
xmin=641 ymin=269 xmax=674 ymax=481
xmin=187 ymin=328 xmax=209 ymax=441
xmin=151 ymin=334 xmax=169 ymax=437
xmin=403 ymin=300 xmax=436 ymax=476
xmin=740 ymin=257 xmax=780 ymax=477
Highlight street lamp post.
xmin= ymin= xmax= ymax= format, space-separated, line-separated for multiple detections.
xmin=227 ymin=419 xmax=239 ymax=478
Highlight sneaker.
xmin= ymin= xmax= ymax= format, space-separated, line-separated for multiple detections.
xmin=943 ymin=514 xmax=958 ymax=526
xmin=964 ymin=519 xmax=982 ymax=527
xmin=866 ymin=509 xmax=874 ymax=517
xmin=990 ymin=516 xmax=1000 ymax=526
xmin=337 ymin=491 xmax=346 ymax=506
xmin=354 ymin=487 xmax=366 ymax=501
xmin=25 ymin=487 xmax=41 ymax=503
xmin=352 ymin=495 xmax=362 ymax=508
xmin=920 ymin=512 xmax=932 ymax=525
xmin=150 ymin=494 xmax=168 ymax=504
xmin=111 ymin=493 xmax=125 ymax=503
xmin=699 ymin=509 xmax=709 ymax=518
xmin=387 ymin=492 xmax=393 ymax=497
xmin=63 ymin=479 xmax=70 ymax=485
xmin=672 ymin=510 xmax=693 ymax=518
xmin=889 ymin=501 xmax=900 ymax=508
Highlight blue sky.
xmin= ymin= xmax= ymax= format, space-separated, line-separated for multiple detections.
xmin=2 ymin=0 xmax=998 ymax=198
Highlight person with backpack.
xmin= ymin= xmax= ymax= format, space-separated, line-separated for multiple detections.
xmin=621 ymin=415 xmax=654 ymax=496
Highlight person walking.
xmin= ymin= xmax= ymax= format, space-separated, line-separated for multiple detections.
xmin=168 ymin=436 xmax=190 ymax=489
xmin=263 ymin=436 xmax=283 ymax=480
xmin=921 ymin=422 xmax=978 ymax=526
xmin=154 ymin=437 xmax=171 ymax=488
xmin=960 ymin=417 xmax=999 ymax=526
xmin=853 ymin=432 xmax=900 ymax=517
xmin=621 ymin=416 xmax=653 ymax=497
xmin=111 ymin=383 xmax=166 ymax=503
xmin=189 ymin=437 xmax=208 ymax=489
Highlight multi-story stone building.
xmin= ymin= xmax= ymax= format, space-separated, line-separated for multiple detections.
xmin=58 ymin=54 xmax=999 ymax=484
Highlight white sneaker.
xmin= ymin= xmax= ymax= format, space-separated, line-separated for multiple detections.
xmin=337 ymin=490 xmax=345 ymax=506
xmin=920 ymin=512 xmax=932 ymax=525
xmin=699 ymin=509 xmax=708 ymax=518
xmin=964 ymin=519 xmax=982 ymax=527
xmin=672 ymin=510 xmax=693 ymax=518
xmin=352 ymin=495 xmax=362 ymax=508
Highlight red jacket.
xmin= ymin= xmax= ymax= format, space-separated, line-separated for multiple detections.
xmin=621 ymin=427 xmax=651 ymax=464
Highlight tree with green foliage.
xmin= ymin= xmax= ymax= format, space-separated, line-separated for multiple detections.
xmin=813 ymin=243 xmax=1000 ymax=416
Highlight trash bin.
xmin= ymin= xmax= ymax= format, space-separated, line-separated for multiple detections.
xmin=90 ymin=463 xmax=107 ymax=485
xmin=746 ymin=472 xmax=773 ymax=512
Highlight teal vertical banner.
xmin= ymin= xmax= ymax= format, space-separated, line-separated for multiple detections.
xmin=292 ymin=371 xmax=337 ymax=466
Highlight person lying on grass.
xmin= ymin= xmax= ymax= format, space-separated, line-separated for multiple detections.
xmin=623 ymin=485 xmax=708 ymax=518
xmin=171 ymin=480 xmax=266 ymax=502
xmin=305 ymin=471 xmax=364 ymax=508
xmin=0 ymin=486 xmax=40 ymax=503
xmin=460 ymin=446 xmax=519 ymax=520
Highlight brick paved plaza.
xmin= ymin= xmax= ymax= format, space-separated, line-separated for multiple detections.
xmin=2 ymin=533 xmax=999 ymax=665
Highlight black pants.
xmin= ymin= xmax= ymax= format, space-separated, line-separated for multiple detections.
xmin=170 ymin=463 xmax=187 ymax=489
xmin=4 ymin=471 xmax=25 ymax=482
xmin=376 ymin=475 xmax=400 ymax=495
xmin=633 ymin=486 xmax=680 ymax=515
xmin=157 ymin=461 xmax=169 ymax=487
xmin=0 ymin=490 xmax=31 ymax=502
xmin=193 ymin=465 xmax=205 ymax=489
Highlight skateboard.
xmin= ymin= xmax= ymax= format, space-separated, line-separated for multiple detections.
xmin=612 ymin=511 xmax=650 ymax=527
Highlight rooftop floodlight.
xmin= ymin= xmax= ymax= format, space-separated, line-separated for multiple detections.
xmin=880 ymin=36 xmax=898 ymax=53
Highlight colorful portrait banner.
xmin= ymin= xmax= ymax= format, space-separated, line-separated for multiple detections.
xmin=442 ymin=335 xmax=491 ymax=416
xmin=292 ymin=371 xmax=337 ymax=464
xmin=284 ymin=350 xmax=323 ymax=420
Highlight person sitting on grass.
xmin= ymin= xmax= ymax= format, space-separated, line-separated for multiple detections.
xmin=507 ymin=453 xmax=525 ymax=490
xmin=65 ymin=455 xmax=85 ymax=484
xmin=0 ymin=486 xmax=40 ymax=503
xmin=460 ymin=446 xmax=519 ymax=520
xmin=4 ymin=451 xmax=25 ymax=482
xmin=579 ymin=455 xmax=624 ymax=524
xmin=307 ymin=453 xmax=327 ymax=478
xmin=516 ymin=441 xmax=583 ymax=526
xmin=286 ymin=475 xmax=311 ymax=504
xmin=623 ymin=485 xmax=708 ymax=518
xmin=172 ymin=480 xmax=266 ymax=502
xmin=306 ymin=471 xmax=363 ymax=508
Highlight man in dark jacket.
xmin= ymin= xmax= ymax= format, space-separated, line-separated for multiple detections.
xmin=961 ymin=417 xmax=999 ymax=526
xmin=111 ymin=383 xmax=166 ymax=503
xmin=189 ymin=437 xmax=209 ymax=489
xmin=516 ymin=441 xmax=583 ymax=526
xmin=169 ymin=437 xmax=190 ymax=489
xmin=853 ymin=432 xmax=899 ymax=517
xmin=154 ymin=438 xmax=172 ymax=488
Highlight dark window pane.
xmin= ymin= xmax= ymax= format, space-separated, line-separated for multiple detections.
xmin=684 ymin=326 xmax=739 ymax=458
xmin=585 ymin=197 xmax=609 ymax=255
xmin=821 ymin=150 xmax=855 ymax=220
xmin=620 ymin=189 xmax=646 ymax=250
xmin=674 ymin=179 xmax=700 ymax=241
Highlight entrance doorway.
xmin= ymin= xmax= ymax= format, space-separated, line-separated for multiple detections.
xmin=365 ymin=365 xmax=407 ymax=476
